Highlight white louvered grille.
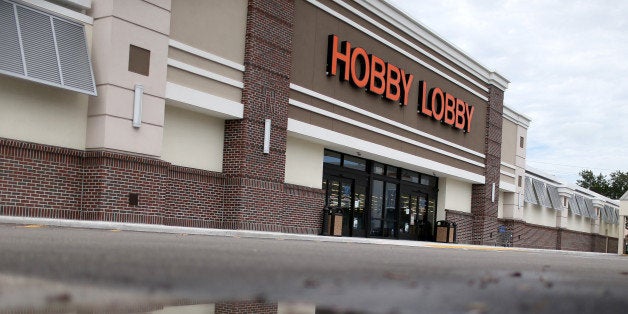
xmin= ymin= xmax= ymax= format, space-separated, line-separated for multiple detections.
xmin=575 ymin=195 xmax=590 ymax=218
xmin=524 ymin=177 xmax=538 ymax=205
xmin=532 ymin=179 xmax=552 ymax=208
xmin=584 ymin=198 xmax=597 ymax=219
xmin=569 ymin=196 xmax=581 ymax=215
xmin=0 ymin=0 xmax=95 ymax=95
xmin=16 ymin=5 xmax=60 ymax=84
xmin=0 ymin=0 xmax=24 ymax=74
xmin=53 ymin=18 xmax=95 ymax=93
xmin=546 ymin=184 xmax=561 ymax=210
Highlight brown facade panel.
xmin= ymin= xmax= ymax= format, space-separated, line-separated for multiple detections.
xmin=291 ymin=0 xmax=489 ymax=160
xmin=289 ymin=96 xmax=486 ymax=177
xmin=310 ymin=0 xmax=489 ymax=96
xmin=328 ymin=0 xmax=489 ymax=91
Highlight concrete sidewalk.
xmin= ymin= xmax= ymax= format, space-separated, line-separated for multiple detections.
xmin=0 ymin=215 xmax=611 ymax=255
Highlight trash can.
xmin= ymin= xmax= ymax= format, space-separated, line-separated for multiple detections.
xmin=435 ymin=220 xmax=456 ymax=243
xmin=322 ymin=206 xmax=333 ymax=236
xmin=331 ymin=208 xmax=343 ymax=237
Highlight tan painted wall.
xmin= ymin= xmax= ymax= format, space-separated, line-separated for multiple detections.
xmin=285 ymin=136 xmax=324 ymax=188
xmin=523 ymin=203 xmax=557 ymax=228
xmin=600 ymin=221 xmax=619 ymax=238
xmin=0 ymin=76 xmax=88 ymax=150
xmin=170 ymin=0 xmax=247 ymax=65
xmin=566 ymin=213 xmax=592 ymax=233
xmin=498 ymin=191 xmax=504 ymax=218
xmin=437 ymin=177 xmax=472 ymax=220
xmin=501 ymin=119 xmax=517 ymax=165
xmin=161 ymin=105 xmax=224 ymax=172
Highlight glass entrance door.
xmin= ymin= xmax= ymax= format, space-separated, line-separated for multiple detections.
xmin=324 ymin=176 xmax=366 ymax=237
xmin=369 ymin=180 xmax=397 ymax=238
xmin=399 ymin=190 xmax=428 ymax=240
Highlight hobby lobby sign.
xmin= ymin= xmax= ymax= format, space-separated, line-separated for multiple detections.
xmin=326 ymin=34 xmax=475 ymax=133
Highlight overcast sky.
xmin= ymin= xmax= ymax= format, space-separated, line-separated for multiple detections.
xmin=387 ymin=0 xmax=628 ymax=184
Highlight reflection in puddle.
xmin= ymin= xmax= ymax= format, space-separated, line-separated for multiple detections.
xmin=148 ymin=301 xmax=357 ymax=314
xmin=150 ymin=301 xmax=368 ymax=314
xmin=152 ymin=302 xmax=311 ymax=314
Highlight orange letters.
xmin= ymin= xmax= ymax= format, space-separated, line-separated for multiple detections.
xmin=418 ymin=80 xmax=474 ymax=133
xmin=327 ymin=34 xmax=474 ymax=133
xmin=327 ymin=34 xmax=413 ymax=105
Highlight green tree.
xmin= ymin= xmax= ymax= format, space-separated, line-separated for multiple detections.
xmin=608 ymin=171 xmax=628 ymax=199
xmin=577 ymin=170 xmax=628 ymax=199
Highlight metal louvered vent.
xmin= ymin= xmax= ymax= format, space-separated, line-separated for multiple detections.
xmin=532 ymin=179 xmax=552 ymax=208
xmin=0 ymin=0 xmax=95 ymax=95
xmin=546 ymin=184 xmax=561 ymax=210
xmin=584 ymin=198 xmax=597 ymax=219
xmin=602 ymin=205 xmax=617 ymax=224
xmin=569 ymin=196 xmax=581 ymax=216
xmin=575 ymin=195 xmax=590 ymax=218
xmin=523 ymin=177 xmax=538 ymax=205
xmin=0 ymin=0 xmax=23 ymax=74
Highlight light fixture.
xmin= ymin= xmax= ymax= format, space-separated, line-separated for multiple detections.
xmin=263 ymin=119 xmax=271 ymax=154
xmin=132 ymin=84 xmax=143 ymax=128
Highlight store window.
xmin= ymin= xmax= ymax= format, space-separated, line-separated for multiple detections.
xmin=372 ymin=162 xmax=385 ymax=175
xmin=401 ymin=169 xmax=419 ymax=183
xmin=386 ymin=165 xmax=398 ymax=178
xmin=323 ymin=149 xmax=439 ymax=241
xmin=343 ymin=155 xmax=366 ymax=171
xmin=323 ymin=150 xmax=341 ymax=166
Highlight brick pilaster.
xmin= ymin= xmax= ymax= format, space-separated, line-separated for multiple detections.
xmin=222 ymin=0 xmax=295 ymax=231
xmin=471 ymin=85 xmax=504 ymax=245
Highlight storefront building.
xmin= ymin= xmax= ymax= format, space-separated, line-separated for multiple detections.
xmin=0 ymin=0 xmax=621 ymax=251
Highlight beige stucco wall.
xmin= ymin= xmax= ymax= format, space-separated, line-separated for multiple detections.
xmin=600 ymin=221 xmax=619 ymax=238
xmin=437 ymin=177 xmax=472 ymax=220
xmin=0 ymin=76 xmax=88 ymax=150
xmin=170 ymin=0 xmax=247 ymax=65
xmin=501 ymin=119 xmax=517 ymax=165
xmin=285 ymin=136 xmax=324 ymax=188
xmin=523 ymin=203 xmax=557 ymax=228
xmin=566 ymin=213 xmax=592 ymax=233
xmin=86 ymin=0 xmax=169 ymax=157
xmin=161 ymin=105 xmax=224 ymax=172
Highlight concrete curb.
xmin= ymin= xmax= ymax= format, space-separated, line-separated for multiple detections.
xmin=0 ymin=215 xmax=617 ymax=256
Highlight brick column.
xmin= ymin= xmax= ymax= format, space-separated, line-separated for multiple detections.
xmin=222 ymin=0 xmax=295 ymax=231
xmin=471 ymin=85 xmax=504 ymax=245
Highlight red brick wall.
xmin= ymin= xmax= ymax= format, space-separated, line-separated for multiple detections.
xmin=164 ymin=166 xmax=225 ymax=228
xmin=500 ymin=220 xmax=558 ymax=250
xmin=0 ymin=139 xmax=83 ymax=219
xmin=215 ymin=301 xmax=278 ymax=314
xmin=471 ymin=85 xmax=504 ymax=245
xmin=284 ymin=184 xmax=325 ymax=234
xmin=221 ymin=0 xmax=296 ymax=231
xmin=559 ymin=229 xmax=594 ymax=252
xmin=81 ymin=151 xmax=168 ymax=224
xmin=592 ymin=234 xmax=619 ymax=253
xmin=445 ymin=209 xmax=473 ymax=244
xmin=1 ymin=137 xmax=327 ymax=234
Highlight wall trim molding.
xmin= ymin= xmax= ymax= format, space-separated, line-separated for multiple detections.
xmin=291 ymin=84 xmax=485 ymax=159
xmin=167 ymin=59 xmax=244 ymax=89
xmin=287 ymin=118 xmax=485 ymax=184
xmin=169 ymin=39 xmax=245 ymax=72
